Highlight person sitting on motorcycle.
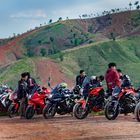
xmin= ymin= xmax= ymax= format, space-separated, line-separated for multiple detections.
xmin=82 ymin=75 xmax=104 ymax=98
xmin=117 ymin=69 xmax=132 ymax=88
xmin=76 ymin=70 xmax=87 ymax=87
xmin=26 ymin=72 xmax=38 ymax=95
xmin=105 ymin=63 xmax=121 ymax=98
xmin=17 ymin=72 xmax=28 ymax=118
xmin=52 ymin=83 xmax=70 ymax=95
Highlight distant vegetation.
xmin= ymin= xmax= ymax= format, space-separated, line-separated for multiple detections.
xmin=0 ymin=2 xmax=140 ymax=88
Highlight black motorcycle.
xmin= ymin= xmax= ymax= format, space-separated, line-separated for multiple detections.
xmin=43 ymin=84 xmax=80 ymax=119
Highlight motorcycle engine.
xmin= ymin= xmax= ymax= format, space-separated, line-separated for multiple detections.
xmin=122 ymin=92 xmax=136 ymax=113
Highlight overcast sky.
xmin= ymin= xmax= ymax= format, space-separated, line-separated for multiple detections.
xmin=0 ymin=0 xmax=139 ymax=38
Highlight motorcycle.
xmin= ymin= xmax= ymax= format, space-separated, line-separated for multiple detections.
xmin=0 ymin=84 xmax=13 ymax=112
xmin=105 ymin=87 xmax=139 ymax=120
xmin=43 ymin=84 xmax=80 ymax=119
xmin=73 ymin=86 xmax=105 ymax=119
xmin=25 ymin=86 xmax=50 ymax=119
xmin=8 ymin=91 xmax=20 ymax=118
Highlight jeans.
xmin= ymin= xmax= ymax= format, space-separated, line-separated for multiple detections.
xmin=112 ymin=86 xmax=121 ymax=98
xmin=19 ymin=97 xmax=27 ymax=117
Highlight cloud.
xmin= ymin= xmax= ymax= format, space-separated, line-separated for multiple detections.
xmin=10 ymin=9 xmax=47 ymax=19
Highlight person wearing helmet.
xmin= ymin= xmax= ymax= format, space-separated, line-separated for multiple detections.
xmin=52 ymin=83 xmax=69 ymax=94
xmin=76 ymin=70 xmax=87 ymax=87
xmin=82 ymin=75 xmax=104 ymax=98
xmin=117 ymin=69 xmax=132 ymax=88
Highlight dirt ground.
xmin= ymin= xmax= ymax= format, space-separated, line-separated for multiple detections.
xmin=0 ymin=114 xmax=140 ymax=140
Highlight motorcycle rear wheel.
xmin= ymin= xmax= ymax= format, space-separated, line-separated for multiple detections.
xmin=73 ymin=103 xmax=89 ymax=119
xmin=43 ymin=104 xmax=56 ymax=119
xmin=25 ymin=105 xmax=35 ymax=119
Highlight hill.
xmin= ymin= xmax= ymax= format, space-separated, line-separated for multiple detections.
xmin=0 ymin=35 xmax=140 ymax=88
xmin=0 ymin=10 xmax=140 ymax=65
xmin=0 ymin=10 xmax=140 ymax=88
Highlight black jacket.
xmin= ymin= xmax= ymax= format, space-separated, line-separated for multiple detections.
xmin=76 ymin=75 xmax=86 ymax=87
xmin=17 ymin=80 xmax=28 ymax=99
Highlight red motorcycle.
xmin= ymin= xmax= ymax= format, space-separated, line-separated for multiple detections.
xmin=8 ymin=91 xmax=20 ymax=118
xmin=25 ymin=86 xmax=50 ymax=119
xmin=105 ymin=87 xmax=139 ymax=120
xmin=73 ymin=87 xmax=105 ymax=119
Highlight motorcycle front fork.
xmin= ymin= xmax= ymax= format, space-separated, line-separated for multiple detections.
xmin=82 ymin=97 xmax=89 ymax=109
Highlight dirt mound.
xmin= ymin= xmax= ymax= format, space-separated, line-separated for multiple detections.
xmin=34 ymin=58 xmax=74 ymax=88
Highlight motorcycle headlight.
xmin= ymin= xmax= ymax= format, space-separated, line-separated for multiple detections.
xmin=28 ymin=94 xmax=32 ymax=99
xmin=48 ymin=94 xmax=53 ymax=99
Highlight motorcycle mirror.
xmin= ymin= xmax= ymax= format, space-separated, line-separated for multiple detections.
xmin=48 ymin=82 xmax=51 ymax=87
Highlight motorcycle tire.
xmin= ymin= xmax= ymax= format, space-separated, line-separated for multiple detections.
xmin=25 ymin=105 xmax=35 ymax=119
xmin=43 ymin=103 xmax=56 ymax=119
xmin=8 ymin=104 xmax=18 ymax=118
xmin=135 ymin=102 xmax=140 ymax=122
xmin=105 ymin=101 xmax=119 ymax=120
xmin=73 ymin=103 xmax=89 ymax=119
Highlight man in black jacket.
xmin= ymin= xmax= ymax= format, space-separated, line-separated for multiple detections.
xmin=26 ymin=72 xmax=38 ymax=95
xmin=17 ymin=73 xmax=28 ymax=118
xmin=76 ymin=70 xmax=86 ymax=87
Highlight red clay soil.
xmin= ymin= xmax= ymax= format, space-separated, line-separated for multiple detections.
xmin=0 ymin=29 xmax=38 ymax=65
xmin=0 ymin=115 xmax=140 ymax=140
xmin=34 ymin=58 xmax=74 ymax=88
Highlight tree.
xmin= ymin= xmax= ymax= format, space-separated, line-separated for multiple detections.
xmin=110 ymin=32 xmax=116 ymax=41
xmin=136 ymin=5 xmax=140 ymax=9
xmin=111 ymin=9 xmax=115 ymax=13
xmin=40 ymin=48 xmax=47 ymax=56
xmin=134 ymin=1 xmax=139 ymax=9
xmin=129 ymin=2 xmax=132 ymax=10
xmin=49 ymin=19 xmax=52 ymax=24
xmin=59 ymin=52 xmax=64 ymax=61
xmin=134 ymin=1 xmax=139 ymax=6
xmin=58 ymin=17 xmax=62 ymax=22
xmin=50 ymin=37 xmax=54 ymax=42
xmin=82 ymin=14 xmax=88 ymax=18
xmin=38 ymin=40 xmax=42 ymax=45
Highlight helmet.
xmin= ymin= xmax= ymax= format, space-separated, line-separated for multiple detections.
xmin=90 ymin=76 xmax=96 ymax=81
xmin=59 ymin=83 xmax=68 ymax=89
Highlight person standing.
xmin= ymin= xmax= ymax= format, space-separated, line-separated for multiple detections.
xmin=17 ymin=73 xmax=28 ymax=118
xmin=105 ymin=63 xmax=121 ymax=98
xmin=26 ymin=72 xmax=38 ymax=95
xmin=76 ymin=70 xmax=87 ymax=87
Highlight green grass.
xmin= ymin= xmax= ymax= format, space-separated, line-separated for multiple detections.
xmin=53 ymin=35 xmax=140 ymax=87
xmin=0 ymin=58 xmax=36 ymax=88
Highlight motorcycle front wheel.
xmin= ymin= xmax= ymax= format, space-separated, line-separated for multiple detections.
xmin=105 ymin=101 xmax=119 ymax=120
xmin=135 ymin=102 xmax=140 ymax=122
xmin=73 ymin=103 xmax=89 ymax=119
xmin=8 ymin=104 xmax=18 ymax=118
xmin=43 ymin=103 xmax=56 ymax=119
xmin=25 ymin=105 xmax=35 ymax=119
